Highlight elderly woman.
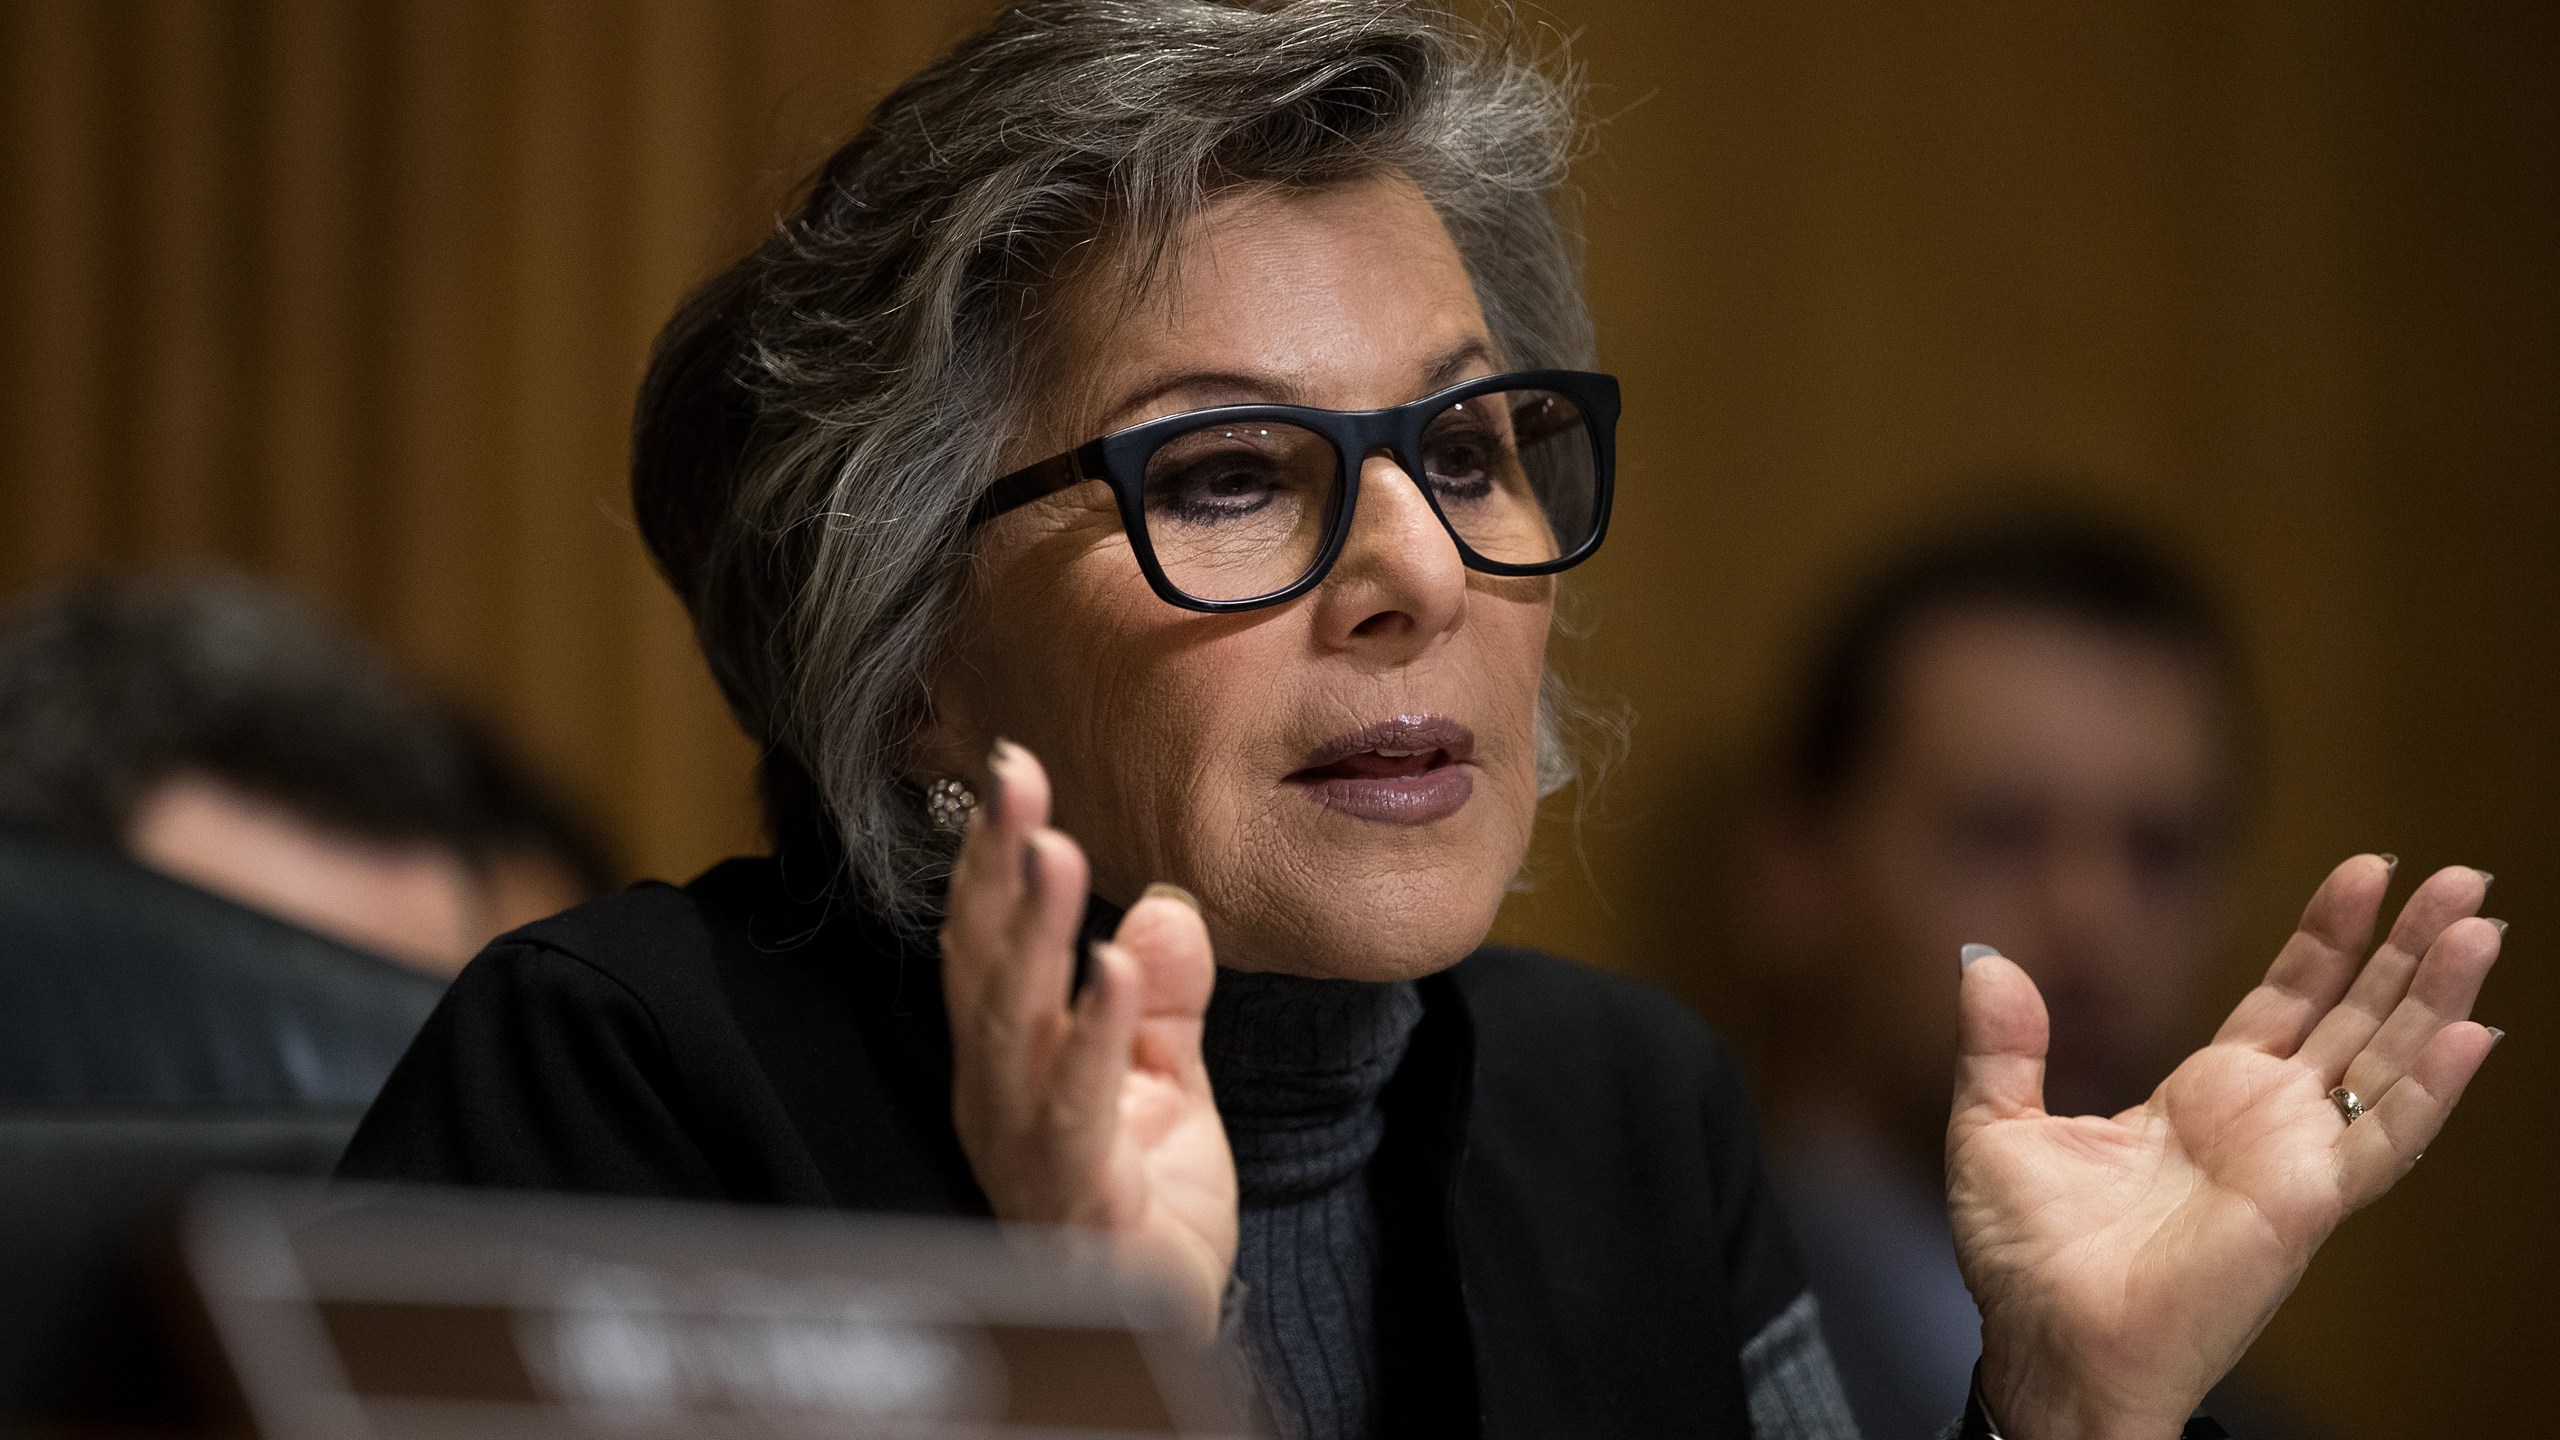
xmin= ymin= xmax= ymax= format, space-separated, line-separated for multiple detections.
xmin=341 ymin=4 xmax=2506 ymax=1437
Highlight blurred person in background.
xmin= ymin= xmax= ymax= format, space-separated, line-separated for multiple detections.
xmin=0 ymin=572 xmax=614 ymax=975
xmin=1728 ymin=502 xmax=2318 ymax=1438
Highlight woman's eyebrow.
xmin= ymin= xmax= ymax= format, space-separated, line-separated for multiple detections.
xmin=1418 ymin=338 xmax=1500 ymax=391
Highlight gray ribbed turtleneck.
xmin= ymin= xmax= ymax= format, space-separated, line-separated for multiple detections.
xmin=1204 ymin=967 xmax=1424 ymax=1440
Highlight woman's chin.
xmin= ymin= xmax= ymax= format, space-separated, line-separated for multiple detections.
xmin=1222 ymin=948 xmax=1462 ymax=984
xmin=1212 ymin=879 xmax=1504 ymax=983
xmin=1177 ymin=775 xmax=1532 ymax=982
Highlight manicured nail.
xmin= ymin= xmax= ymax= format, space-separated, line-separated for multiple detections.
xmin=2378 ymin=853 xmax=2399 ymax=876
xmin=2475 ymin=868 xmax=2495 ymax=894
xmin=2486 ymin=1026 xmax=2507 ymax=1049
xmin=1142 ymin=882 xmax=1201 ymax=913
xmin=2489 ymin=917 xmax=2509 ymax=937
xmin=1960 ymin=943 xmax=2001 ymax=970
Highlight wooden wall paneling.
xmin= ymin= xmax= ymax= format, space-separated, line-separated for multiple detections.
xmin=5 ymin=0 xmax=114 ymax=589
xmin=382 ymin=0 xmax=507 ymax=699
xmin=134 ymin=0 xmax=245 ymax=566
xmin=255 ymin=0 xmax=370 ymax=613
xmin=613 ymin=0 xmax=764 ymax=881
xmin=499 ymin=0 xmax=629 ymax=852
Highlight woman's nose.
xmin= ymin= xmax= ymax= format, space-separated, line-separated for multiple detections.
xmin=1310 ymin=450 xmax=1467 ymax=649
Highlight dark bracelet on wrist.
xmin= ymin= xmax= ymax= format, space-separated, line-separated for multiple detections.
xmin=1956 ymin=1363 xmax=2233 ymax=1440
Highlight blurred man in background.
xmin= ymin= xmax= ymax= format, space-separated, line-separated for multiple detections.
xmin=0 ymin=571 xmax=611 ymax=975
xmin=1721 ymin=503 xmax=2320 ymax=1438
xmin=0 ymin=574 xmax=620 ymax=1418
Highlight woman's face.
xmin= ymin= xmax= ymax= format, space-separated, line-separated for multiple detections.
xmin=921 ymin=173 xmax=1555 ymax=981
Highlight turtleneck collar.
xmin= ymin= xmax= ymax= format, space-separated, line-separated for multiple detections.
xmin=1202 ymin=967 xmax=1424 ymax=1206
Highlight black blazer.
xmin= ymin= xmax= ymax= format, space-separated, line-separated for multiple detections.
xmin=341 ymin=856 xmax=1809 ymax=1437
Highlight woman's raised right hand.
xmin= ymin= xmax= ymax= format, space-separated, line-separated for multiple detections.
xmin=941 ymin=739 xmax=1237 ymax=1335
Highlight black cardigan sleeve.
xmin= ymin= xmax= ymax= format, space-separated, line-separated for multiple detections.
xmin=337 ymin=938 xmax=724 ymax=1197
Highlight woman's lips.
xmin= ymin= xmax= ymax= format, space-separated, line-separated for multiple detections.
xmin=1285 ymin=716 xmax=1477 ymax=826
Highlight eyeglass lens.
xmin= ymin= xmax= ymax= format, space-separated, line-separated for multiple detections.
xmin=1136 ymin=388 xmax=1597 ymax=604
xmin=1140 ymin=420 xmax=1343 ymax=603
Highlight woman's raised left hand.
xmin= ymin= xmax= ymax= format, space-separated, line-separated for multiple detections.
xmin=941 ymin=741 xmax=1237 ymax=1338
xmin=1949 ymin=855 xmax=2505 ymax=1440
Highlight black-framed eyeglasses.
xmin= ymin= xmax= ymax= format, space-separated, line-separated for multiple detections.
xmin=967 ymin=368 xmax=1620 ymax=613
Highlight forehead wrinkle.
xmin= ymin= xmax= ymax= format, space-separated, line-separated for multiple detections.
xmin=1094 ymin=333 xmax=1502 ymax=436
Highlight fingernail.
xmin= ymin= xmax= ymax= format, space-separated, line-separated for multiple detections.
xmin=2476 ymin=868 xmax=2495 ymax=894
xmin=2379 ymin=853 xmax=2400 ymax=876
xmin=2487 ymin=1026 xmax=2507 ymax=1049
xmin=1142 ymin=882 xmax=1201 ymax=914
xmin=1960 ymin=943 xmax=2001 ymax=970
xmin=2489 ymin=917 xmax=2509 ymax=937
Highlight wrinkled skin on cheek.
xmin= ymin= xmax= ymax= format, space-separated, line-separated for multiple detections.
xmin=949 ymin=530 xmax=1548 ymax=978
xmin=918 ymin=174 xmax=1551 ymax=981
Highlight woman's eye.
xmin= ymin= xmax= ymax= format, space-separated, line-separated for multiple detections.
xmin=1423 ymin=425 xmax=1502 ymax=501
xmin=1147 ymin=456 xmax=1281 ymax=523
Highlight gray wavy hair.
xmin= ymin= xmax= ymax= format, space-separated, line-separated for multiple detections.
xmin=634 ymin=0 xmax=1594 ymax=927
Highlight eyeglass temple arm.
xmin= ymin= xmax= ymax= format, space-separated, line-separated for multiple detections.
xmin=967 ymin=444 xmax=1097 ymax=528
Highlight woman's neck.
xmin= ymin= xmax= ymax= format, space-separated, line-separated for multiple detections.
xmin=1201 ymin=967 xmax=1423 ymax=1204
